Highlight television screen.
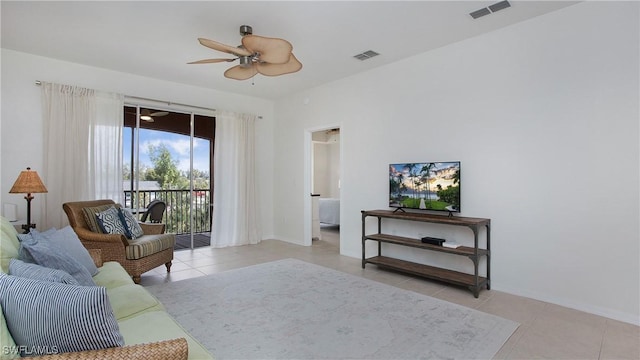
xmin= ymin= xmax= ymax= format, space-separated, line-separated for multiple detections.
xmin=389 ymin=162 xmax=461 ymax=212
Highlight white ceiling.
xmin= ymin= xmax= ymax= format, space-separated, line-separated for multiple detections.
xmin=1 ymin=1 xmax=577 ymax=100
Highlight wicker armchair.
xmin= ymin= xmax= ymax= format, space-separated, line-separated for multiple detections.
xmin=62 ymin=199 xmax=174 ymax=283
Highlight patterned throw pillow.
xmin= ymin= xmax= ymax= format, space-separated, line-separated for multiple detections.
xmin=118 ymin=208 xmax=145 ymax=239
xmin=9 ymin=259 xmax=79 ymax=285
xmin=95 ymin=207 xmax=129 ymax=237
xmin=0 ymin=273 xmax=124 ymax=356
xmin=82 ymin=204 xmax=118 ymax=233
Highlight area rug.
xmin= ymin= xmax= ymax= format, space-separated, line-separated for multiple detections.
xmin=146 ymin=259 xmax=518 ymax=359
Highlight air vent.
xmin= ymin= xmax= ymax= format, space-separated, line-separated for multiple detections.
xmin=488 ymin=0 xmax=511 ymax=13
xmin=354 ymin=50 xmax=380 ymax=61
xmin=470 ymin=0 xmax=511 ymax=19
xmin=470 ymin=8 xmax=491 ymax=19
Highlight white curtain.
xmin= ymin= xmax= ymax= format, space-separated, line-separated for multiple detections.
xmin=41 ymin=82 xmax=124 ymax=229
xmin=210 ymin=111 xmax=261 ymax=248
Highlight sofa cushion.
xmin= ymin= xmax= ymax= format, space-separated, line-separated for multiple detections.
xmin=8 ymin=259 xmax=79 ymax=285
xmin=82 ymin=204 xmax=120 ymax=233
xmin=125 ymin=234 xmax=175 ymax=260
xmin=0 ymin=216 xmax=20 ymax=274
xmin=93 ymin=261 xmax=135 ymax=289
xmin=96 ymin=206 xmax=129 ymax=237
xmin=118 ymin=208 xmax=145 ymax=239
xmin=107 ymin=284 xmax=164 ymax=321
xmin=118 ymin=311 xmax=212 ymax=359
xmin=18 ymin=231 xmax=95 ymax=286
xmin=0 ymin=273 xmax=124 ymax=356
xmin=0 ymin=307 xmax=19 ymax=359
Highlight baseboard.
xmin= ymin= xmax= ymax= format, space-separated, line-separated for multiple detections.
xmin=492 ymin=284 xmax=640 ymax=326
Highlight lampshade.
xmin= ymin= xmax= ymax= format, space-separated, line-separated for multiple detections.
xmin=9 ymin=167 xmax=48 ymax=194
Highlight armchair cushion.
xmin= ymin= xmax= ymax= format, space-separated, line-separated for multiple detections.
xmin=0 ymin=273 xmax=124 ymax=356
xmin=125 ymin=234 xmax=175 ymax=260
xmin=8 ymin=259 xmax=79 ymax=285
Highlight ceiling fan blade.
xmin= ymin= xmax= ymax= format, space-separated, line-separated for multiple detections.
xmin=197 ymin=38 xmax=252 ymax=57
xmin=150 ymin=111 xmax=169 ymax=117
xmin=256 ymin=53 xmax=302 ymax=76
xmin=242 ymin=35 xmax=293 ymax=64
xmin=188 ymin=58 xmax=236 ymax=64
xmin=224 ymin=64 xmax=258 ymax=80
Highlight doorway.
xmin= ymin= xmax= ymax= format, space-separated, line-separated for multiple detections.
xmin=309 ymin=127 xmax=341 ymax=251
xmin=123 ymin=105 xmax=215 ymax=250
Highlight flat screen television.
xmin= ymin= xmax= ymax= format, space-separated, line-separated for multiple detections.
xmin=389 ymin=161 xmax=461 ymax=213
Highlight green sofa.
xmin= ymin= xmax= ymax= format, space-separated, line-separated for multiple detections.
xmin=0 ymin=216 xmax=213 ymax=359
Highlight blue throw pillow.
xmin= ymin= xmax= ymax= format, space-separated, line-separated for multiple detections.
xmin=8 ymin=259 xmax=79 ymax=285
xmin=118 ymin=208 xmax=145 ymax=239
xmin=31 ymin=226 xmax=99 ymax=276
xmin=18 ymin=232 xmax=95 ymax=286
xmin=96 ymin=206 xmax=130 ymax=238
xmin=0 ymin=273 xmax=124 ymax=356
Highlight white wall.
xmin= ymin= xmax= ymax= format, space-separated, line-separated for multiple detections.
xmin=313 ymin=140 xmax=340 ymax=198
xmin=0 ymin=49 xmax=276 ymax=239
xmin=272 ymin=2 xmax=639 ymax=324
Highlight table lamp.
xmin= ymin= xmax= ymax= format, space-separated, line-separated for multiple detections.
xmin=9 ymin=167 xmax=48 ymax=233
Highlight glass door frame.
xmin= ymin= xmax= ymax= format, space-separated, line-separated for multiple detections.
xmin=124 ymin=101 xmax=215 ymax=249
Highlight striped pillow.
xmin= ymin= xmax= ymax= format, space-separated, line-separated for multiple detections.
xmin=0 ymin=273 xmax=124 ymax=356
xmin=8 ymin=259 xmax=79 ymax=285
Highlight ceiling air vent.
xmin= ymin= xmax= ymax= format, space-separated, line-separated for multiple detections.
xmin=354 ymin=50 xmax=380 ymax=61
xmin=470 ymin=0 xmax=511 ymax=19
xmin=470 ymin=7 xmax=491 ymax=19
xmin=489 ymin=0 xmax=511 ymax=13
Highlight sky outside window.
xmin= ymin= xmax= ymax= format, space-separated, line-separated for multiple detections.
xmin=123 ymin=128 xmax=210 ymax=173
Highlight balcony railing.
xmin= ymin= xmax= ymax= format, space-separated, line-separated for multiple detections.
xmin=124 ymin=189 xmax=211 ymax=235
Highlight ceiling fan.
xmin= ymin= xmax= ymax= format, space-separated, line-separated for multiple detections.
xmin=188 ymin=25 xmax=302 ymax=80
xmin=127 ymin=109 xmax=169 ymax=122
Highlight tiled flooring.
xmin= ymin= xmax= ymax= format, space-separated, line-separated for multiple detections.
xmin=141 ymin=227 xmax=639 ymax=359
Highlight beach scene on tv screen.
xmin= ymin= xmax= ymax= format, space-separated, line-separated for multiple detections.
xmin=389 ymin=162 xmax=460 ymax=211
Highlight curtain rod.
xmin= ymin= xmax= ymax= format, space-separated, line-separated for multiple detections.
xmin=35 ymin=80 xmax=216 ymax=113
xmin=35 ymin=80 xmax=264 ymax=119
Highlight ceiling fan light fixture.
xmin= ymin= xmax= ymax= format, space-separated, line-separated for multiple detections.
xmin=239 ymin=56 xmax=253 ymax=68
xmin=140 ymin=115 xmax=153 ymax=121
xmin=239 ymin=25 xmax=253 ymax=36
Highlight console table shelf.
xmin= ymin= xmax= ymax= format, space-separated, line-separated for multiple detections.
xmin=361 ymin=209 xmax=491 ymax=298
xmin=365 ymin=256 xmax=488 ymax=289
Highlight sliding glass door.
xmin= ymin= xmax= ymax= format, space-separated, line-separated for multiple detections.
xmin=123 ymin=105 xmax=215 ymax=249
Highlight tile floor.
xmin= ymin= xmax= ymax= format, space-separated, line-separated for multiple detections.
xmin=141 ymin=227 xmax=639 ymax=359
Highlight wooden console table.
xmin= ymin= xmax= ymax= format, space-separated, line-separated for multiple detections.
xmin=361 ymin=210 xmax=491 ymax=297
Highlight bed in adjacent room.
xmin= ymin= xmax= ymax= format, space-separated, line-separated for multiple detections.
xmin=319 ymin=198 xmax=340 ymax=225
